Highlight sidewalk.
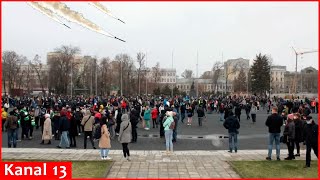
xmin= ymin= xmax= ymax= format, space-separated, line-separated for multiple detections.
xmin=2 ymin=148 xmax=316 ymax=178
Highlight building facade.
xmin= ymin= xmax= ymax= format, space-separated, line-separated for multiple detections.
xmin=270 ymin=65 xmax=286 ymax=93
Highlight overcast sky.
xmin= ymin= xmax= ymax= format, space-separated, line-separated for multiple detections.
xmin=2 ymin=2 xmax=318 ymax=77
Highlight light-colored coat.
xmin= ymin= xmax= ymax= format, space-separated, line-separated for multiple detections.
xmin=42 ymin=117 xmax=52 ymax=140
xmin=81 ymin=110 xmax=95 ymax=132
xmin=99 ymin=124 xmax=111 ymax=149
xmin=118 ymin=116 xmax=132 ymax=143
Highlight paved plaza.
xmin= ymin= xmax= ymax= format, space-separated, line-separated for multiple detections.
xmin=2 ymin=148 xmax=317 ymax=178
xmin=2 ymin=109 xmax=318 ymax=150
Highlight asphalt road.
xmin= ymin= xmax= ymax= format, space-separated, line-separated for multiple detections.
xmin=2 ymin=109 xmax=318 ymax=151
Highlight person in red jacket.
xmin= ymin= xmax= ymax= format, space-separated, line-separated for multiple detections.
xmin=151 ymin=107 xmax=159 ymax=128
xmin=121 ymin=100 xmax=127 ymax=113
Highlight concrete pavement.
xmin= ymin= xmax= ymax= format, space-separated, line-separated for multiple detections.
xmin=2 ymin=148 xmax=317 ymax=178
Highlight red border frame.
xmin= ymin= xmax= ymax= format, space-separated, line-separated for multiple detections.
xmin=0 ymin=0 xmax=319 ymax=180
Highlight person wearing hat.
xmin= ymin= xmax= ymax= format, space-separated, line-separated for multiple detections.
xmin=302 ymin=116 xmax=318 ymax=168
xmin=283 ymin=113 xmax=295 ymax=160
xmin=118 ymin=114 xmax=132 ymax=161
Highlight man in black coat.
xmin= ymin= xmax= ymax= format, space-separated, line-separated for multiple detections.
xmin=223 ymin=111 xmax=240 ymax=153
xmin=130 ymin=107 xmax=140 ymax=143
xmin=265 ymin=107 xmax=283 ymax=161
xmin=302 ymin=116 xmax=318 ymax=168
xmin=235 ymin=105 xmax=241 ymax=122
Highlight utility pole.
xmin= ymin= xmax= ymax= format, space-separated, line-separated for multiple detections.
xmin=95 ymin=58 xmax=98 ymax=96
xmin=146 ymin=52 xmax=148 ymax=95
xmin=71 ymin=58 xmax=73 ymax=97
xmin=171 ymin=50 xmax=174 ymax=97
xmin=120 ymin=60 xmax=123 ymax=96
xmin=90 ymin=57 xmax=93 ymax=96
xmin=221 ymin=52 xmax=224 ymax=97
xmin=196 ymin=51 xmax=199 ymax=97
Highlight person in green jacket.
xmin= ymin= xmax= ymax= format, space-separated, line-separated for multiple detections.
xmin=143 ymin=106 xmax=151 ymax=130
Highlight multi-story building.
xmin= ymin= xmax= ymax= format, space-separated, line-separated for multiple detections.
xmin=270 ymin=65 xmax=286 ymax=93
xmin=176 ymin=78 xmax=231 ymax=95
xmin=147 ymin=68 xmax=176 ymax=84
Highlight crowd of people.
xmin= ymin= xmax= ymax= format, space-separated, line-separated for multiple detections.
xmin=1 ymin=94 xmax=318 ymax=167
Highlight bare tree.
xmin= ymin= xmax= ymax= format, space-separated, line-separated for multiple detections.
xmin=224 ymin=61 xmax=242 ymax=93
xmin=29 ymin=55 xmax=48 ymax=95
xmin=152 ymin=62 xmax=161 ymax=87
xmin=47 ymin=45 xmax=80 ymax=94
xmin=181 ymin=69 xmax=193 ymax=79
xmin=211 ymin=61 xmax=224 ymax=93
xmin=2 ymin=51 xmax=26 ymax=95
xmin=136 ymin=52 xmax=145 ymax=95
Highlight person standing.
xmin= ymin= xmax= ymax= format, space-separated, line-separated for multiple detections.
xmin=180 ymin=102 xmax=186 ymax=123
xmin=99 ymin=118 xmax=112 ymax=160
xmin=245 ymin=103 xmax=251 ymax=120
xmin=235 ymin=105 xmax=241 ymax=122
xmin=251 ymin=102 xmax=258 ymax=124
xmin=163 ymin=111 xmax=174 ymax=154
xmin=143 ymin=106 xmax=151 ymax=130
xmin=223 ymin=111 xmax=240 ymax=153
xmin=151 ymin=107 xmax=158 ymax=128
xmin=293 ymin=113 xmax=303 ymax=157
xmin=186 ymin=105 xmax=193 ymax=126
xmin=196 ymin=106 xmax=205 ymax=126
xmin=57 ymin=110 xmax=70 ymax=149
xmin=81 ymin=110 xmax=96 ymax=149
xmin=2 ymin=108 xmax=8 ymax=132
xmin=69 ymin=112 xmax=78 ymax=147
xmin=219 ymin=103 xmax=225 ymax=121
xmin=283 ymin=114 xmax=295 ymax=160
xmin=40 ymin=114 xmax=52 ymax=145
xmin=265 ymin=107 xmax=283 ymax=161
xmin=130 ymin=107 xmax=139 ymax=143
xmin=302 ymin=116 xmax=318 ymax=168
xmin=4 ymin=111 xmax=18 ymax=148
xmin=118 ymin=114 xmax=132 ymax=161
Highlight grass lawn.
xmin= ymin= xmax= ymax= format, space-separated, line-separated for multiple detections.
xmin=2 ymin=159 xmax=113 ymax=178
xmin=229 ymin=160 xmax=318 ymax=178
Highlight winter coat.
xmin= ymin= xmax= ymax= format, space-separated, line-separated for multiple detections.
xmin=197 ymin=108 xmax=205 ymax=117
xmin=81 ymin=110 xmax=95 ymax=132
xmin=151 ymin=109 xmax=158 ymax=119
xmin=223 ymin=115 xmax=240 ymax=134
xmin=187 ymin=108 xmax=193 ymax=117
xmin=235 ymin=106 xmax=241 ymax=115
xmin=303 ymin=123 xmax=318 ymax=145
xmin=42 ymin=117 xmax=52 ymax=140
xmin=99 ymin=124 xmax=111 ymax=149
xmin=59 ymin=116 xmax=69 ymax=132
xmin=4 ymin=115 xmax=18 ymax=130
xmin=143 ymin=109 xmax=151 ymax=120
xmin=118 ymin=115 xmax=132 ymax=143
xmin=283 ymin=121 xmax=295 ymax=140
xmin=265 ymin=113 xmax=283 ymax=133
xmin=68 ymin=116 xmax=78 ymax=136
xmin=2 ymin=108 xmax=8 ymax=120
xmin=294 ymin=119 xmax=304 ymax=142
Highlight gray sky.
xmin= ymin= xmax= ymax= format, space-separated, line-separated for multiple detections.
xmin=3 ymin=2 xmax=318 ymax=77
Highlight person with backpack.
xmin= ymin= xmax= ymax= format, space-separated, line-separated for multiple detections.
xmin=99 ymin=117 xmax=112 ymax=160
xmin=118 ymin=114 xmax=132 ymax=161
xmin=4 ymin=111 xmax=18 ymax=148
xmin=223 ymin=111 xmax=240 ymax=153
xmin=302 ymin=116 xmax=318 ymax=168
xmin=163 ymin=111 xmax=175 ymax=154
xmin=81 ymin=110 xmax=96 ymax=149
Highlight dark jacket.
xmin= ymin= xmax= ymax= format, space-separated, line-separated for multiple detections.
xmin=68 ymin=116 xmax=78 ymax=136
xmin=303 ymin=123 xmax=318 ymax=145
xmin=59 ymin=116 xmax=69 ymax=131
xmin=235 ymin=106 xmax=241 ymax=115
xmin=294 ymin=119 xmax=304 ymax=142
xmin=197 ymin=108 xmax=205 ymax=118
xmin=265 ymin=113 xmax=283 ymax=133
xmin=223 ymin=115 xmax=240 ymax=133
xmin=5 ymin=115 xmax=18 ymax=130
xmin=283 ymin=121 xmax=295 ymax=140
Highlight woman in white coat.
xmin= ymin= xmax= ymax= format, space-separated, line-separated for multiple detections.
xmin=41 ymin=114 xmax=52 ymax=145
